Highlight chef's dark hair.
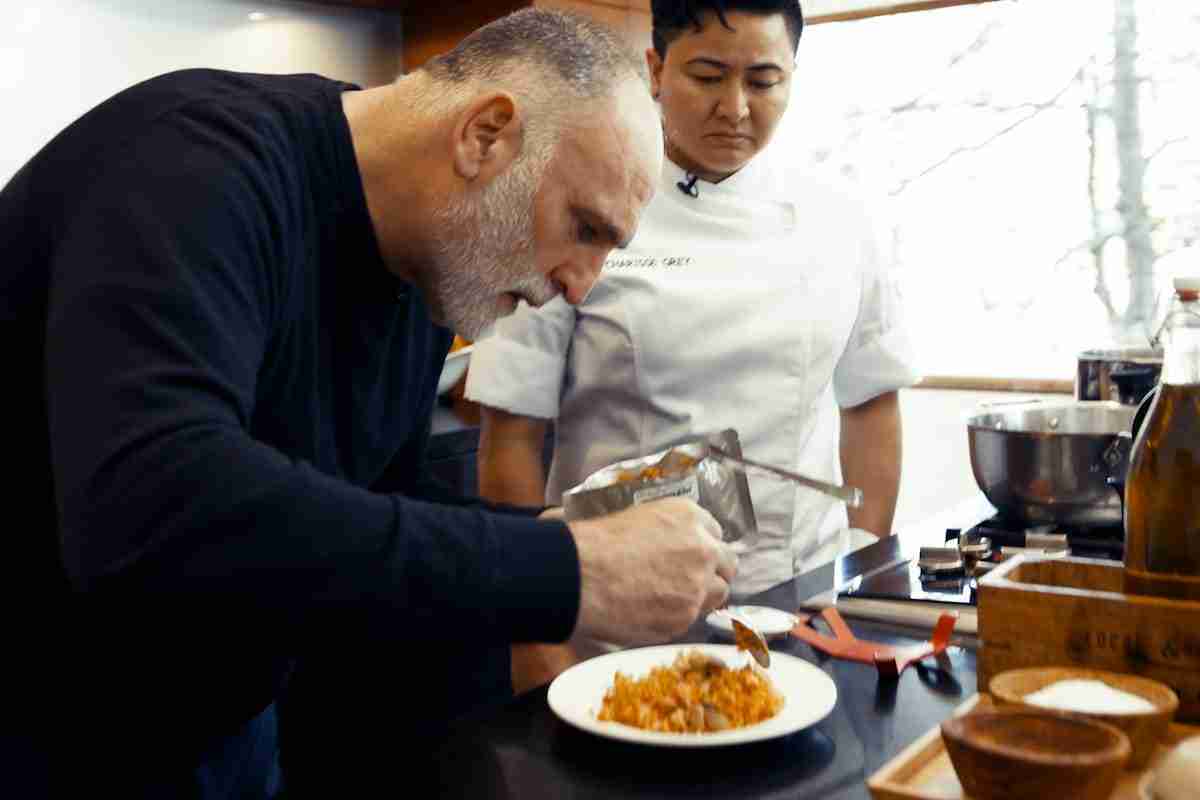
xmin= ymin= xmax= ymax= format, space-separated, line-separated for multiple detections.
xmin=651 ymin=0 xmax=804 ymax=58
xmin=422 ymin=8 xmax=646 ymax=98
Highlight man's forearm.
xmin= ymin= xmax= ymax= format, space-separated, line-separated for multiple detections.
xmin=511 ymin=642 xmax=581 ymax=694
xmin=478 ymin=445 xmax=547 ymax=506
xmin=839 ymin=391 xmax=902 ymax=536
xmin=477 ymin=407 xmax=549 ymax=506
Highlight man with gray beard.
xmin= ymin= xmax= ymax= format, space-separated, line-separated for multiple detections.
xmin=425 ymin=128 xmax=551 ymax=340
xmin=0 ymin=9 xmax=736 ymax=798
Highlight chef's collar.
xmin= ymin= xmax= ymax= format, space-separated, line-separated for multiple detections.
xmin=660 ymin=150 xmax=798 ymax=236
xmin=661 ymin=152 xmax=778 ymax=200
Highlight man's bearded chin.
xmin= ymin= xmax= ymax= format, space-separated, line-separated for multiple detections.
xmin=427 ymin=164 xmax=546 ymax=340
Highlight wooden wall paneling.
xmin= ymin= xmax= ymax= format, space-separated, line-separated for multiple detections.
xmin=308 ymin=0 xmax=999 ymax=26
xmin=401 ymin=0 xmax=532 ymax=71
xmin=399 ymin=0 xmax=654 ymax=73
xmin=310 ymin=0 xmax=404 ymax=9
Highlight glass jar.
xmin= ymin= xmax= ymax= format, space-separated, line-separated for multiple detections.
xmin=1123 ymin=277 xmax=1200 ymax=600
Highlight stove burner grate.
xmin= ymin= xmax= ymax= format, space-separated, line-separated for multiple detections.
xmin=947 ymin=515 xmax=1124 ymax=561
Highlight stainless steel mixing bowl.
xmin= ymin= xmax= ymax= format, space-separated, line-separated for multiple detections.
xmin=967 ymin=400 xmax=1136 ymax=527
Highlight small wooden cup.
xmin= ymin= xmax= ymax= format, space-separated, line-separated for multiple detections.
xmin=990 ymin=666 xmax=1179 ymax=768
xmin=941 ymin=708 xmax=1130 ymax=800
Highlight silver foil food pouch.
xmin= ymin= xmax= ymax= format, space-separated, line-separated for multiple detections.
xmin=562 ymin=429 xmax=757 ymax=543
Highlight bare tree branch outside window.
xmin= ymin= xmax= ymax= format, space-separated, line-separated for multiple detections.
xmin=782 ymin=0 xmax=1200 ymax=377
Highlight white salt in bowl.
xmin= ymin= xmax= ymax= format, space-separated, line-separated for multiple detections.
xmin=991 ymin=666 xmax=1179 ymax=769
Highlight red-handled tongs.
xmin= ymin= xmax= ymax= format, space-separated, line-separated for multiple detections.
xmin=789 ymin=607 xmax=958 ymax=678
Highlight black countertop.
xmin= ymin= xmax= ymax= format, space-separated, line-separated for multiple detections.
xmin=423 ymin=397 xmax=997 ymax=797
xmin=425 ymin=526 xmax=991 ymax=799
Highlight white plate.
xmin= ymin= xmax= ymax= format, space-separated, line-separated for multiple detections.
xmin=706 ymin=605 xmax=799 ymax=638
xmin=546 ymin=643 xmax=837 ymax=747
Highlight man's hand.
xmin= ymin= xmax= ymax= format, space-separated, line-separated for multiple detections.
xmin=568 ymin=498 xmax=737 ymax=645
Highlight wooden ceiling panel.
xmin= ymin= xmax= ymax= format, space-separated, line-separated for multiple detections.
xmin=298 ymin=0 xmax=405 ymax=9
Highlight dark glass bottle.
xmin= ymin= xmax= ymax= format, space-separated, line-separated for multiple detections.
xmin=1123 ymin=278 xmax=1200 ymax=600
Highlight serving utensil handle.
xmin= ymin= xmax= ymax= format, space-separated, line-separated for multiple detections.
xmin=709 ymin=445 xmax=864 ymax=508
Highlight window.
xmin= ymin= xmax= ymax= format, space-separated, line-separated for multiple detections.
xmin=777 ymin=0 xmax=1200 ymax=381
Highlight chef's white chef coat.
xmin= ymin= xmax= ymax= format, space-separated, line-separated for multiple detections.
xmin=466 ymin=148 xmax=919 ymax=594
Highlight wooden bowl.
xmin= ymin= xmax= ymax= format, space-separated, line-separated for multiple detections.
xmin=941 ymin=708 xmax=1130 ymax=800
xmin=990 ymin=666 xmax=1179 ymax=768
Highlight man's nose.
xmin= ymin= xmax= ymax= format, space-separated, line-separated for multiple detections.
xmin=716 ymin=83 xmax=749 ymax=123
xmin=555 ymin=250 xmax=607 ymax=305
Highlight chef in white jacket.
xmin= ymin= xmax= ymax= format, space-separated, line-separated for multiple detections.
xmin=466 ymin=0 xmax=919 ymax=690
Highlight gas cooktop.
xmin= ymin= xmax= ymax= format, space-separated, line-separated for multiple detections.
xmin=949 ymin=514 xmax=1124 ymax=561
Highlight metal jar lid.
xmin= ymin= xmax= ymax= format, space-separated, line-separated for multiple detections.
xmin=1077 ymin=347 xmax=1163 ymax=364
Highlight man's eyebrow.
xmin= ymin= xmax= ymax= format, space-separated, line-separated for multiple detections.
xmin=574 ymin=205 xmax=633 ymax=249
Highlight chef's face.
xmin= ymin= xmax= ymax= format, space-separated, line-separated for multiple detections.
xmin=430 ymin=78 xmax=660 ymax=339
xmin=528 ymin=81 xmax=661 ymax=307
xmin=648 ymin=10 xmax=794 ymax=182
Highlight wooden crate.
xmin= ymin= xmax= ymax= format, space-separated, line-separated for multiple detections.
xmin=977 ymin=555 xmax=1200 ymax=723
xmin=867 ymin=693 xmax=1200 ymax=800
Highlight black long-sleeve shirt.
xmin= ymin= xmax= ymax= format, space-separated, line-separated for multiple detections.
xmin=0 ymin=68 xmax=578 ymax=776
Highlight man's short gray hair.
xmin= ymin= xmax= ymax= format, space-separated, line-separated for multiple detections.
xmin=416 ymin=9 xmax=648 ymax=167
xmin=422 ymin=8 xmax=647 ymax=98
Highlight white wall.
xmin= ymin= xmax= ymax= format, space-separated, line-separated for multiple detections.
xmin=1 ymin=0 xmax=403 ymax=184
xmin=892 ymin=387 xmax=1067 ymax=545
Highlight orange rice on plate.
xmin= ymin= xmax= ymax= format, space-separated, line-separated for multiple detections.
xmin=596 ymin=649 xmax=784 ymax=733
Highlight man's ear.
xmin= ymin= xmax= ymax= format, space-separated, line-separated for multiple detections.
xmin=645 ymin=48 xmax=663 ymax=99
xmin=452 ymin=92 xmax=521 ymax=182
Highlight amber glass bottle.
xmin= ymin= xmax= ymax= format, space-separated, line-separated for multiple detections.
xmin=1123 ymin=277 xmax=1200 ymax=600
